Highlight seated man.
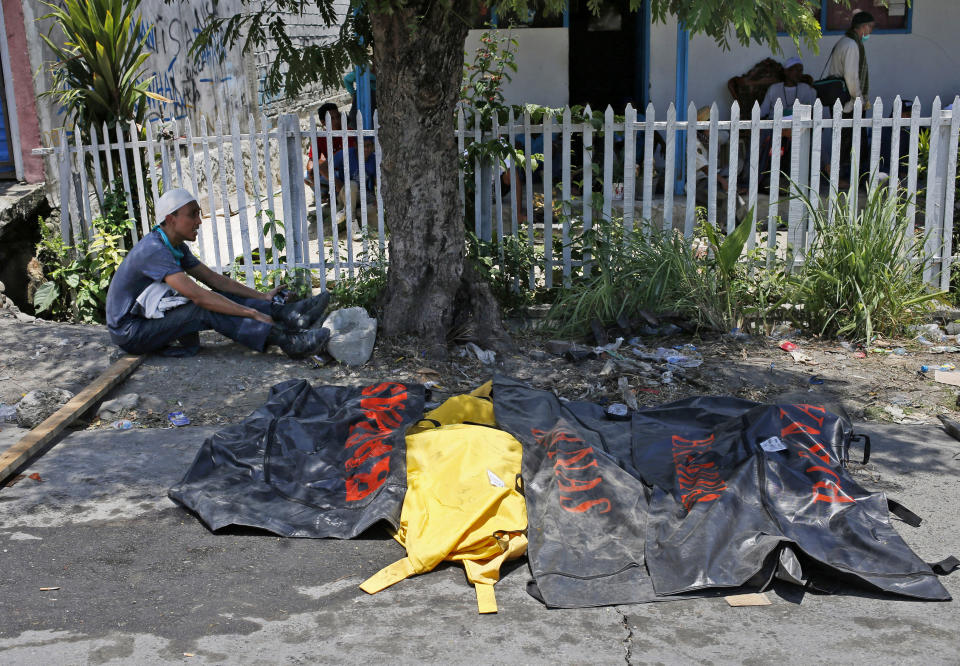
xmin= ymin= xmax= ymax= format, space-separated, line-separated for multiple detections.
xmin=759 ymin=57 xmax=817 ymax=119
xmin=304 ymin=102 xmax=355 ymax=202
xmin=106 ymin=188 xmax=330 ymax=358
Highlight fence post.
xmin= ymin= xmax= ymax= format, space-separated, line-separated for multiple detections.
xmin=279 ymin=113 xmax=306 ymax=268
xmin=787 ymin=103 xmax=811 ymax=271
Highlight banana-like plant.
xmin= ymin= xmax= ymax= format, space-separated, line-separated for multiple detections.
xmin=40 ymin=0 xmax=168 ymax=138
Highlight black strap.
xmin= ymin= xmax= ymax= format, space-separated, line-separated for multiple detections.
xmin=819 ymin=41 xmax=840 ymax=80
xmin=887 ymin=498 xmax=922 ymax=527
xmin=850 ymin=433 xmax=870 ymax=464
xmin=927 ymin=556 xmax=960 ymax=576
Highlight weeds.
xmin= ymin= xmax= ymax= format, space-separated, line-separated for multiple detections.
xmin=787 ymin=184 xmax=941 ymax=343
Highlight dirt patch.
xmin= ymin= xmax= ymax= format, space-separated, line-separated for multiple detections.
xmin=1 ymin=307 xmax=958 ymax=436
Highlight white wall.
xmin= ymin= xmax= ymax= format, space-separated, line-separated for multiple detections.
xmin=649 ymin=2 xmax=960 ymax=117
xmin=465 ymin=28 xmax=569 ymax=108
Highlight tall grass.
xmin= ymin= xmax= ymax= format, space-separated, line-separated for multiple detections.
xmin=787 ymin=184 xmax=942 ymax=343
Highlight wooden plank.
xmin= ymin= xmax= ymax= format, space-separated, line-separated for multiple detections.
xmin=199 ymin=117 xmax=224 ymax=271
xmin=602 ymin=105 xmax=614 ymax=227
xmin=261 ymin=113 xmax=279 ymax=272
xmin=939 ymin=98 xmax=960 ymax=292
xmin=184 ymin=118 xmax=206 ymax=263
xmin=89 ymin=124 xmax=105 ymax=209
xmin=707 ymin=102 xmax=719 ymax=229
xmin=323 ymin=110 xmax=342 ymax=280
xmin=507 ymin=107 xmax=520 ymax=239
xmin=0 ymin=355 xmax=144 ymax=482
xmin=229 ymin=111 xmax=255 ymax=287
xmin=57 ymin=130 xmax=73 ymax=245
xmin=888 ymin=97 xmax=904 ymax=208
xmin=747 ymin=102 xmax=761 ymax=253
xmin=766 ymin=100 xmax=783 ymax=259
xmin=685 ymin=100 xmax=697 ymax=237
xmin=543 ymin=111 xmax=554 ymax=288
xmin=560 ymin=107 xmax=572 ymax=284
xmin=923 ymin=96 xmax=943 ymax=285
xmin=214 ymin=113 xmax=236 ymax=271
xmin=523 ymin=109 xmax=535 ymax=289
xmin=827 ymin=100 xmax=843 ymax=223
xmin=373 ymin=110 xmax=387 ymax=266
xmin=493 ymin=113 xmax=505 ymax=253
xmin=807 ymin=101 xmax=824 ymax=254
xmin=848 ymin=98 xmax=864 ymax=213
xmin=130 ymin=120 xmax=150 ymax=238
xmin=355 ymin=110 xmax=371 ymax=258
xmin=340 ymin=110 xmax=356 ymax=277
xmin=906 ymin=98 xmax=922 ymax=237
xmin=114 ymin=122 xmax=137 ymax=244
xmin=622 ymin=104 xmax=636 ymax=236
xmin=581 ymin=105 xmax=594 ymax=277
xmin=725 ymin=102 xmax=741 ymax=235
xmin=663 ymin=104 xmax=676 ymax=232
xmin=869 ymin=98 xmax=884 ymax=187
xmin=74 ymin=128 xmax=92 ymax=240
xmin=642 ymin=103 xmax=655 ymax=225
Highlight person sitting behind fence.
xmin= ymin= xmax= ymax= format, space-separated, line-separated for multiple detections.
xmin=105 ymin=188 xmax=331 ymax=359
xmin=304 ymin=102 xmax=356 ymax=203
xmin=759 ymin=57 xmax=817 ymax=119
xmin=694 ymin=106 xmax=744 ymax=224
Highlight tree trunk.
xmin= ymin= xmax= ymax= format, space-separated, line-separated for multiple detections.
xmin=370 ymin=3 xmax=472 ymax=356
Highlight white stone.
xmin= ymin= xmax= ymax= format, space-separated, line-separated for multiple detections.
xmin=15 ymin=388 xmax=75 ymax=428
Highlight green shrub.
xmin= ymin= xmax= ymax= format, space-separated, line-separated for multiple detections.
xmin=787 ymin=185 xmax=942 ymax=343
xmin=33 ymin=183 xmax=134 ymax=323
xmin=230 ymin=209 xmax=312 ymax=299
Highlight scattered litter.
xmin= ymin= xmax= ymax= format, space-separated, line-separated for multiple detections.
xmin=39 ymin=586 xmax=60 ymax=591
xmin=599 ymin=359 xmax=617 ymax=376
xmin=882 ymin=404 xmax=923 ymax=424
xmin=0 ymin=404 xmax=16 ymax=422
xmin=618 ymin=377 xmax=639 ymax=411
xmin=915 ymin=335 xmax=934 ymax=347
xmin=789 ymin=350 xmax=815 ymax=365
xmin=809 ymin=375 xmax=824 ymax=385
xmin=759 ymin=436 xmax=787 ymax=452
xmin=112 ymin=419 xmax=133 ymax=430
xmin=30 ymin=346 xmax=48 ymax=359
xmin=921 ymin=364 xmax=956 ymax=373
xmin=725 ymin=593 xmax=771 ymax=607
xmin=660 ymin=370 xmax=674 ymax=384
xmin=934 ymin=370 xmax=960 ymax=387
xmin=28 ymin=473 xmax=42 ymax=482
xmin=593 ymin=337 xmax=624 ymax=355
xmin=915 ymin=323 xmax=948 ymax=342
xmin=183 ymin=654 xmax=195 ymax=658
xmin=853 ymin=351 xmax=867 ymax=359
xmin=464 ymin=342 xmax=496 ymax=365
xmin=725 ymin=328 xmax=750 ymax=341
xmin=929 ymin=346 xmax=960 ymax=354
xmin=868 ymin=347 xmax=892 ymax=355
xmin=893 ymin=347 xmax=908 ymax=356
xmin=888 ymin=394 xmax=912 ymax=407
xmin=779 ymin=341 xmax=797 ymax=352
xmin=605 ymin=403 xmax=631 ymax=421
xmin=168 ymin=411 xmax=191 ymax=427
xmin=839 ymin=341 xmax=854 ymax=351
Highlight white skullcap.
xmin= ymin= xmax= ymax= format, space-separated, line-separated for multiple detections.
xmin=156 ymin=188 xmax=197 ymax=221
xmin=783 ymin=56 xmax=803 ymax=70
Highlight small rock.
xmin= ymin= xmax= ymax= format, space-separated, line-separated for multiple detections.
xmin=322 ymin=307 xmax=377 ymax=366
xmin=946 ymin=322 xmax=960 ymax=336
xmin=545 ymin=340 xmax=574 ymax=356
xmin=15 ymin=388 xmax=75 ymax=428
xmin=529 ymin=350 xmax=550 ymax=362
xmin=15 ymin=312 xmax=34 ymax=323
xmin=97 ymin=392 xmax=140 ymax=419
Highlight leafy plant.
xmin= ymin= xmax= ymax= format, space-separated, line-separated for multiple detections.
xmin=40 ymin=0 xmax=167 ymax=138
xmin=467 ymin=228 xmax=544 ymax=314
xmin=787 ymin=184 xmax=941 ymax=343
xmin=328 ymin=243 xmax=387 ymax=312
xmin=34 ymin=183 xmax=134 ymax=322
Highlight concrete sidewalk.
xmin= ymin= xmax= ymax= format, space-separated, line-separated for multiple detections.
xmin=0 ymin=422 xmax=958 ymax=664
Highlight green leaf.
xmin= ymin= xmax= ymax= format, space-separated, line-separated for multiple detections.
xmin=716 ymin=208 xmax=755 ymax=276
xmin=33 ymin=282 xmax=60 ymax=313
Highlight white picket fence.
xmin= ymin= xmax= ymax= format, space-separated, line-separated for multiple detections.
xmin=47 ymin=95 xmax=960 ymax=291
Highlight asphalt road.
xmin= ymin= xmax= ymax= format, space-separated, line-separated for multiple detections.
xmin=1 ymin=422 xmax=958 ymax=664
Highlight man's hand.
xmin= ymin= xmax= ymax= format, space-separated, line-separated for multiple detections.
xmin=265 ymin=285 xmax=285 ymax=302
xmin=251 ymin=311 xmax=275 ymax=326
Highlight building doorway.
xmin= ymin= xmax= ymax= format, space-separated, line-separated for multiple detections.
xmin=568 ymin=0 xmax=647 ymax=113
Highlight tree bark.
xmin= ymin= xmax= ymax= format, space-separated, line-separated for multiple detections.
xmin=371 ymin=3 xmax=472 ymax=356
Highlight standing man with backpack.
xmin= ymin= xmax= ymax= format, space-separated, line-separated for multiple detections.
xmin=824 ymin=11 xmax=875 ymax=185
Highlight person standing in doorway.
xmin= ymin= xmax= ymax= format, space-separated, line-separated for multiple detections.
xmin=825 ymin=10 xmax=875 ymax=184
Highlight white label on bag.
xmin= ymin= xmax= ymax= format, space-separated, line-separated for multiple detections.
xmin=759 ymin=436 xmax=787 ymax=452
xmin=487 ymin=469 xmax=505 ymax=488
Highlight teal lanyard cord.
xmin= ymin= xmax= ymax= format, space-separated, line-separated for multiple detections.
xmin=153 ymin=225 xmax=184 ymax=262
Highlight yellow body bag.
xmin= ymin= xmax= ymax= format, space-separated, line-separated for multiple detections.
xmin=360 ymin=388 xmax=527 ymax=613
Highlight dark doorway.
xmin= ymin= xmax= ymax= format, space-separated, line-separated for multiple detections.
xmin=568 ymin=0 xmax=645 ymax=113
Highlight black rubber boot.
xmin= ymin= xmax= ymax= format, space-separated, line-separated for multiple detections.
xmin=266 ymin=326 xmax=331 ymax=359
xmin=271 ymin=292 xmax=331 ymax=330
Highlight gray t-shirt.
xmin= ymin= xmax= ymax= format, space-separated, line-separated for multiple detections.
xmin=106 ymin=228 xmax=200 ymax=335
